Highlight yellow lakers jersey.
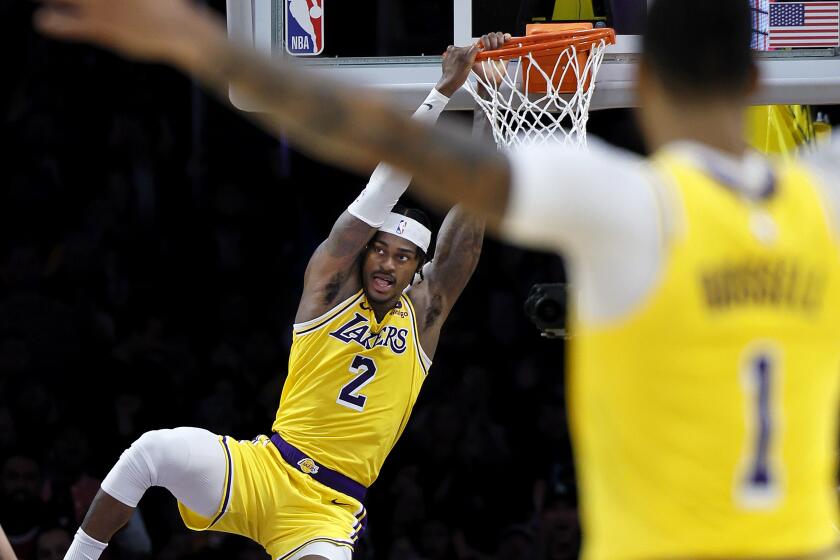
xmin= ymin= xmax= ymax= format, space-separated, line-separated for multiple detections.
xmin=571 ymin=151 xmax=840 ymax=559
xmin=273 ymin=290 xmax=431 ymax=488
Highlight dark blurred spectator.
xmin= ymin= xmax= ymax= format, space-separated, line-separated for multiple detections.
xmin=495 ymin=525 xmax=536 ymax=560
xmin=388 ymin=465 xmax=427 ymax=539
xmin=535 ymin=497 xmax=579 ymax=560
xmin=1 ymin=453 xmax=50 ymax=560
xmin=109 ymin=513 xmax=152 ymax=560
xmin=388 ymin=537 xmax=422 ymax=560
xmin=44 ymin=427 xmax=93 ymax=523
xmin=419 ymin=519 xmax=455 ymax=560
xmin=0 ymin=408 xmax=17 ymax=457
xmin=10 ymin=383 xmax=60 ymax=443
xmin=34 ymin=527 xmax=71 ymax=560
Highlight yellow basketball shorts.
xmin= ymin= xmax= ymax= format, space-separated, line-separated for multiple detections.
xmin=177 ymin=435 xmax=367 ymax=560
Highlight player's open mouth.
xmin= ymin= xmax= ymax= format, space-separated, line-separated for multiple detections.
xmin=372 ymin=273 xmax=395 ymax=292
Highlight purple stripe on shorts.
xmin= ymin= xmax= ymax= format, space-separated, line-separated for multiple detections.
xmin=270 ymin=433 xmax=367 ymax=503
xmin=209 ymin=436 xmax=234 ymax=528
xmin=351 ymin=523 xmax=368 ymax=541
xmin=350 ymin=507 xmax=369 ymax=540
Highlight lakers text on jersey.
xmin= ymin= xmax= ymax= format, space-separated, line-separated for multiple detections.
xmin=275 ymin=290 xmax=431 ymax=488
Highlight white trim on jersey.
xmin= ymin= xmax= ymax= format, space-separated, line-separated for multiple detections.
xmin=293 ymin=291 xmax=365 ymax=335
xmin=402 ymin=294 xmax=432 ymax=375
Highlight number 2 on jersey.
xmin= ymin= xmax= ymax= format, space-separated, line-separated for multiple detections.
xmin=337 ymin=355 xmax=377 ymax=411
xmin=738 ymin=347 xmax=781 ymax=508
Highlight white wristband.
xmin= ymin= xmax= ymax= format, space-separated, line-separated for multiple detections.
xmin=348 ymin=89 xmax=450 ymax=227
xmin=411 ymin=88 xmax=449 ymax=123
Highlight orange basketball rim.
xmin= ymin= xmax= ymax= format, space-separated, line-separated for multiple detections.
xmin=474 ymin=23 xmax=616 ymax=94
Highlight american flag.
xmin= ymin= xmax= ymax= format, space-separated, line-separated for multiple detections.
xmin=768 ymin=1 xmax=840 ymax=49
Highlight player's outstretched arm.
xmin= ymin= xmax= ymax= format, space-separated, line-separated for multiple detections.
xmin=296 ymin=60 xmax=467 ymax=323
xmin=412 ymin=205 xmax=484 ymax=332
xmin=406 ymin=45 xmax=503 ymax=351
xmin=34 ymin=0 xmax=512 ymax=225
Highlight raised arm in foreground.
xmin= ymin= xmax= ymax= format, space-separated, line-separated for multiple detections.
xmin=406 ymin=33 xmax=515 ymax=353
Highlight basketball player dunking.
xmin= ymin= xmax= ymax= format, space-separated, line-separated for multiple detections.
xmin=36 ymin=0 xmax=840 ymax=558
xmin=51 ymin=46 xmax=488 ymax=560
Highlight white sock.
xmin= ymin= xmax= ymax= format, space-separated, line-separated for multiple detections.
xmin=63 ymin=528 xmax=108 ymax=560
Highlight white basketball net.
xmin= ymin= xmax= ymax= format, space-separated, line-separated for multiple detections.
xmin=465 ymin=39 xmax=610 ymax=149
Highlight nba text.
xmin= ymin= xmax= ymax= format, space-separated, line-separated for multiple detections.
xmin=290 ymin=36 xmax=312 ymax=51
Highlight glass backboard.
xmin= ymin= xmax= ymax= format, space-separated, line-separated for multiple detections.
xmin=227 ymin=0 xmax=840 ymax=112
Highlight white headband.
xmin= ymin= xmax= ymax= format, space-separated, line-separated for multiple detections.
xmin=379 ymin=212 xmax=432 ymax=253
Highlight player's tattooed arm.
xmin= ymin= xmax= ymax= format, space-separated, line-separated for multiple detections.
xmin=410 ymin=83 xmax=492 ymax=349
xmin=298 ymin=211 xmax=377 ymax=320
xmin=420 ymin=206 xmax=485 ymax=331
xmin=34 ymin=0 xmax=513 ymax=226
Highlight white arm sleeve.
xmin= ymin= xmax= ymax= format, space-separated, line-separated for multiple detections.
xmin=347 ymin=88 xmax=450 ymax=227
xmin=501 ymin=138 xmax=657 ymax=255
xmin=500 ymin=138 xmax=665 ymax=323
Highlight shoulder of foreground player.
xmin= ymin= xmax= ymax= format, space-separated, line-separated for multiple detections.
xmin=500 ymin=137 xmax=651 ymax=251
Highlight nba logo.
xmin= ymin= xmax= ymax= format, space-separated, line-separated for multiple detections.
xmin=286 ymin=0 xmax=324 ymax=56
xmin=397 ymin=220 xmax=407 ymax=234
